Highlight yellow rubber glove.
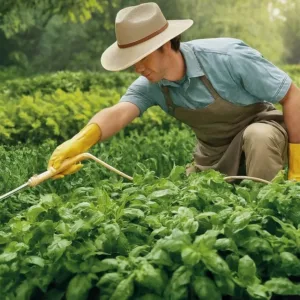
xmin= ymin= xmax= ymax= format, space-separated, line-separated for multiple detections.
xmin=48 ymin=123 xmax=102 ymax=179
xmin=288 ymin=143 xmax=300 ymax=182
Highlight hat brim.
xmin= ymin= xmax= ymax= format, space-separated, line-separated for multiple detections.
xmin=101 ymin=19 xmax=193 ymax=71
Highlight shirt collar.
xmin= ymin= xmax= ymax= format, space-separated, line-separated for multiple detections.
xmin=159 ymin=42 xmax=204 ymax=87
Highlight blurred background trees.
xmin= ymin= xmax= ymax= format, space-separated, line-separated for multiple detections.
xmin=0 ymin=0 xmax=299 ymax=74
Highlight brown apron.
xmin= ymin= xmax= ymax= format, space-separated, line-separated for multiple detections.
xmin=161 ymin=76 xmax=288 ymax=176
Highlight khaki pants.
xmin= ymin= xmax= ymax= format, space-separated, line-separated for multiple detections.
xmin=241 ymin=123 xmax=288 ymax=181
xmin=186 ymin=123 xmax=288 ymax=181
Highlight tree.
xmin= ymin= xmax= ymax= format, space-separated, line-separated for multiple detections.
xmin=0 ymin=0 xmax=103 ymax=38
xmin=280 ymin=0 xmax=300 ymax=64
xmin=181 ymin=0 xmax=285 ymax=63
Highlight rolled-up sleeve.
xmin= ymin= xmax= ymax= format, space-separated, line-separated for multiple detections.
xmin=120 ymin=77 xmax=157 ymax=117
xmin=228 ymin=46 xmax=292 ymax=103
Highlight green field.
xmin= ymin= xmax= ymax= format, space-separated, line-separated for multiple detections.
xmin=1 ymin=67 xmax=300 ymax=299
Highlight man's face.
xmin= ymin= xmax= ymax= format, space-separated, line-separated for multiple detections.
xmin=133 ymin=47 xmax=168 ymax=82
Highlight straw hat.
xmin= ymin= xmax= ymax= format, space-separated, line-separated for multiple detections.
xmin=101 ymin=2 xmax=193 ymax=71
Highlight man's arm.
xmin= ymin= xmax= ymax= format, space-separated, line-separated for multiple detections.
xmin=47 ymin=101 xmax=140 ymax=178
xmin=279 ymin=82 xmax=300 ymax=143
xmin=88 ymin=102 xmax=140 ymax=140
xmin=280 ymin=82 xmax=300 ymax=181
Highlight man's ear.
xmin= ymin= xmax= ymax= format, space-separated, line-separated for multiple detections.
xmin=162 ymin=41 xmax=172 ymax=52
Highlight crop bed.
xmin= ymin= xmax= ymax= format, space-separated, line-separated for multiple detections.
xmin=1 ymin=165 xmax=300 ymax=299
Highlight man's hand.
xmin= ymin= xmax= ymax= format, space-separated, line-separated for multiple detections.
xmin=47 ymin=102 xmax=139 ymax=179
xmin=48 ymin=123 xmax=101 ymax=179
xmin=288 ymin=143 xmax=300 ymax=181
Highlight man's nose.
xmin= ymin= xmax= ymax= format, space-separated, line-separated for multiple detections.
xmin=134 ymin=62 xmax=145 ymax=74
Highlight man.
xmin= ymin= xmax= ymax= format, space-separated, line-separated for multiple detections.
xmin=48 ymin=2 xmax=300 ymax=182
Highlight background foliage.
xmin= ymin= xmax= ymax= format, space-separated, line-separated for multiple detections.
xmin=0 ymin=66 xmax=299 ymax=145
xmin=0 ymin=0 xmax=299 ymax=73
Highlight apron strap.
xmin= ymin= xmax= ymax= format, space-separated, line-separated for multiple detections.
xmin=161 ymin=75 xmax=221 ymax=115
xmin=199 ymin=76 xmax=221 ymax=100
xmin=161 ymin=86 xmax=176 ymax=115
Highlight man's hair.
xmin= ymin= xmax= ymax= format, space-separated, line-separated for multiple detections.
xmin=170 ymin=35 xmax=181 ymax=51
xmin=159 ymin=35 xmax=181 ymax=52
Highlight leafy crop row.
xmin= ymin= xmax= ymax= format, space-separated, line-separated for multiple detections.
xmin=1 ymin=166 xmax=300 ymax=299
xmin=1 ymin=67 xmax=299 ymax=145
xmin=0 ymin=88 xmax=182 ymax=144
xmin=0 ymin=71 xmax=138 ymax=97
xmin=0 ymin=128 xmax=195 ymax=221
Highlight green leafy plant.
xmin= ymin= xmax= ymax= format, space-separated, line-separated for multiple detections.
xmin=0 ymin=163 xmax=300 ymax=299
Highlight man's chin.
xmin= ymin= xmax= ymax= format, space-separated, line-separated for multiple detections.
xmin=146 ymin=76 xmax=159 ymax=83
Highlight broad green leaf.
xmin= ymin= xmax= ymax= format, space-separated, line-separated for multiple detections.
xmin=123 ymin=208 xmax=144 ymax=220
xmin=97 ymin=272 xmax=123 ymax=291
xmin=238 ymin=255 xmax=259 ymax=286
xmin=10 ymin=220 xmax=31 ymax=234
xmin=214 ymin=275 xmax=235 ymax=296
xmin=265 ymin=278 xmax=300 ymax=295
xmin=181 ymin=246 xmax=201 ymax=265
xmin=157 ymin=229 xmax=191 ymax=253
xmin=147 ymin=248 xmax=173 ymax=266
xmin=116 ymin=232 xmax=130 ymax=255
xmin=226 ymin=211 xmax=253 ymax=234
xmin=64 ymin=259 xmax=81 ymax=273
xmin=145 ymin=215 xmax=162 ymax=229
xmin=211 ymin=208 xmax=233 ymax=226
xmin=70 ymin=219 xmax=86 ymax=234
xmin=15 ymin=280 xmax=34 ymax=300
xmin=246 ymin=284 xmax=271 ymax=300
xmin=110 ymin=275 xmax=135 ymax=300
xmin=66 ymin=274 xmax=94 ymax=300
xmin=164 ymin=266 xmax=193 ymax=300
xmin=40 ymin=194 xmax=60 ymax=209
xmin=183 ymin=219 xmax=199 ymax=234
xmin=27 ymin=205 xmax=46 ymax=222
xmin=129 ymin=245 xmax=150 ymax=257
xmin=202 ymin=252 xmax=230 ymax=276
xmin=135 ymin=261 xmax=166 ymax=294
xmin=0 ymin=231 xmax=11 ymax=244
xmin=168 ymin=165 xmax=185 ymax=182
xmin=47 ymin=236 xmax=72 ymax=261
xmin=97 ymin=273 xmax=124 ymax=298
xmin=95 ymin=189 xmax=113 ymax=213
xmin=39 ymin=220 xmax=55 ymax=234
xmin=0 ymin=252 xmax=17 ymax=263
xmin=194 ymin=230 xmax=218 ymax=251
xmin=149 ymin=189 xmax=177 ymax=199
xmin=24 ymin=256 xmax=45 ymax=268
xmin=55 ymin=221 xmax=70 ymax=236
xmin=235 ymin=186 xmax=253 ymax=203
xmin=215 ymin=238 xmax=238 ymax=252
xmin=192 ymin=276 xmax=222 ymax=300
xmin=240 ymin=237 xmax=273 ymax=257
xmin=150 ymin=226 xmax=168 ymax=239
xmin=104 ymin=223 xmax=120 ymax=239
xmin=226 ymin=253 xmax=240 ymax=272
xmin=157 ymin=239 xmax=186 ymax=253
xmin=280 ymin=252 xmax=300 ymax=276
xmin=6 ymin=241 xmax=28 ymax=253
xmin=79 ymin=257 xmax=118 ymax=273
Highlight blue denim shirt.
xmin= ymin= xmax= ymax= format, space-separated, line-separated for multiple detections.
xmin=120 ymin=38 xmax=292 ymax=117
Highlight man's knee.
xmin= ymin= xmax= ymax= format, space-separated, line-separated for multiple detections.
xmin=243 ymin=123 xmax=285 ymax=152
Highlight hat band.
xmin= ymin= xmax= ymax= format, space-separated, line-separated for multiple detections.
xmin=118 ymin=22 xmax=169 ymax=49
